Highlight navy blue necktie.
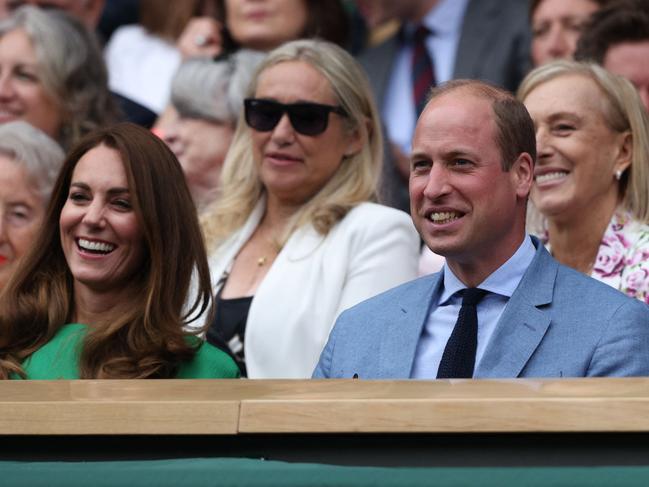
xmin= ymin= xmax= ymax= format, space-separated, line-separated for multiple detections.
xmin=411 ymin=25 xmax=435 ymax=118
xmin=437 ymin=288 xmax=487 ymax=379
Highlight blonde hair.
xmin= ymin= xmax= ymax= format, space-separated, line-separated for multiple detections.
xmin=518 ymin=60 xmax=649 ymax=232
xmin=201 ymin=39 xmax=383 ymax=250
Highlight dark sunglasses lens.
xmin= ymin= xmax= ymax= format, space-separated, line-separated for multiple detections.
xmin=289 ymin=105 xmax=329 ymax=136
xmin=245 ymin=100 xmax=282 ymax=131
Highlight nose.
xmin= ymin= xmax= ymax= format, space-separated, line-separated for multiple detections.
xmin=269 ymin=113 xmax=296 ymax=145
xmin=535 ymin=127 xmax=553 ymax=161
xmin=163 ymin=124 xmax=183 ymax=156
xmin=0 ymin=72 xmax=15 ymax=100
xmin=545 ymin=25 xmax=570 ymax=60
xmin=81 ymin=200 xmax=106 ymax=229
xmin=0 ymin=209 xmax=6 ymax=242
xmin=422 ymin=164 xmax=452 ymax=201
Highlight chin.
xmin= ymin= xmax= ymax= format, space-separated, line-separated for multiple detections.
xmin=533 ymin=199 xmax=572 ymax=220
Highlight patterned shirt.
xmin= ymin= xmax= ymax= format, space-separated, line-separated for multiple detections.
xmin=542 ymin=209 xmax=649 ymax=304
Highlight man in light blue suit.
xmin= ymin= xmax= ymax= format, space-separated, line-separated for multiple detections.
xmin=314 ymin=79 xmax=649 ymax=380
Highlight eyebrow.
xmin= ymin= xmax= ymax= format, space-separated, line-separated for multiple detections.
xmin=410 ymin=149 xmax=476 ymax=161
xmin=70 ymin=182 xmax=130 ymax=195
xmin=546 ymin=112 xmax=582 ymax=123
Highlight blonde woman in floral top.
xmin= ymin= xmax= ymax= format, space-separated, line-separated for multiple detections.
xmin=518 ymin=60 xmax=649 ymax=304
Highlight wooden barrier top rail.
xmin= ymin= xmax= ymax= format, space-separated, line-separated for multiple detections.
xmin=1 ymin=378 xmax=649 ymax=435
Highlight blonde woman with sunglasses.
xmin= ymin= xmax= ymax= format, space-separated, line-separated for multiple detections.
xmin=200 ymin=39 xmax=419 ymax=378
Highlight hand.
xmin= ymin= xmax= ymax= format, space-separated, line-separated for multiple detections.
xmin=177 ymin=17 xmax=223 ymax=60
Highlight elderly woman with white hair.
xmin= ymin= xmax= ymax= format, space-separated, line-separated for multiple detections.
xmin=163 ymin=49 xmax=265 ymax=212
xmin=201 ymin=39 xmax=419 ymax=378
xmin=0 ymin=121 xmax=64 ymax=288
xmin=0 ymin=6 xmax=117 ymax=150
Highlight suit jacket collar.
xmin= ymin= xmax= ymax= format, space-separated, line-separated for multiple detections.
xmin=475 ymin=238 xmax=556 ymax=378
xmin=453 ymin=0 xmax=501 ymax=78
xmin=379 ymin=274 xmax=442 ymax=378
xmin=378 ymin=237 xmax=557 ymax=379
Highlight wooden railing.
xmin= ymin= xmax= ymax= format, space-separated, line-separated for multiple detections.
xmin=2 ymin=377 xmax=649 ymax=435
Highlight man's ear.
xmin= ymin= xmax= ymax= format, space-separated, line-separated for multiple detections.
xmin=510 ymin=152 xmax=534 ymax=199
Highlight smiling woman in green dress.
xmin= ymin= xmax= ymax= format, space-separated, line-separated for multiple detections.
xmin=0 ymin=123 xmax=239 ymax=379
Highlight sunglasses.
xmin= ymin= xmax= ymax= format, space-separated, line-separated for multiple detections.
xmin=244 ymin=98 xmax=347 ymax=136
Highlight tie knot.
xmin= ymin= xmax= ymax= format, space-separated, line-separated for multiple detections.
xmin=413 ymin=25 xmax=431 ymax=43
xmin=461 ymin=288 xmax=487 ymax=306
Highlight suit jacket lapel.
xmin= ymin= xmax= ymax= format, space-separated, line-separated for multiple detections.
xmin=379 ymin=274 xmax=441 ymax=378
xmin=475 ymin=243 xmax=557 ymax=378
xmin=453 ymin=0 xmax=500 ymax=78
xmin=361 ymin=35 xmax=400 ymax=105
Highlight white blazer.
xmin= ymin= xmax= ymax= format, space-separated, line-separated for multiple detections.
xmin=208 ymin=200 xmax=420 ymax=378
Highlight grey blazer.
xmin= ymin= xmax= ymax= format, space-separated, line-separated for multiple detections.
xmin=360 ymin=0 xmax=532 ymax=211
xmin=314 ymin=240 xmax=649 ymax=379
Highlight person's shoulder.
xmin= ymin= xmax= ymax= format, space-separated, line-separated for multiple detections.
xmin=105 ymin=24 xmax=147 ymax=53
xmin=342 ymin=202 xmax=414 ymax=229
xmin=17 ymin=324 xmax=85 ymax=380
xmin=44 ymin=323 xmax=87 ymax=347
xmin=555 ymin=259 xmax=647 ymax=313
xmin=330 ymin=203 xmax=419 ymax=249
xmin=177 ymin=339 xmax=240 ymax=379
xmin=617 ymin=213 xmax=649 ymax=244
xmin=340 ymin=273 xmax=438 ymax=318
xmin=357 ymin=32 xmax=400 ymax=65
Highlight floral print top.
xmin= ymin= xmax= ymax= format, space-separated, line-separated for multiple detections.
xmin=543 ymin=209 xmax=649 ymax=304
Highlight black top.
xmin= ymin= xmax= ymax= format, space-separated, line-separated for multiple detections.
xmin=207 ymin=280 xmax=252 ymax=377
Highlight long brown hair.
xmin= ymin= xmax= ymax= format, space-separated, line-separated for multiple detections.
xmin=0 ymin=123 xmax=214 ymax=379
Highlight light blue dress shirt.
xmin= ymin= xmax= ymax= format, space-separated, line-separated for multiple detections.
xmin=410 ymin=235 xmax=537 ymax=378
xmin=383 ymin=0 xmax=470 ymax=155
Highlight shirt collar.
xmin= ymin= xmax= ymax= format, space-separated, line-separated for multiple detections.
xmin=439 ymin=235 xmax=537 ymax=303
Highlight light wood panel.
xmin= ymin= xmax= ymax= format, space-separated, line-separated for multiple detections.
xmin=2 ymin=378 xmax=649 ymax=434
xmin=0 ymin=380 xmax=241 ymax=435
xmin=238 ymin=378 xmax=649 ymax=433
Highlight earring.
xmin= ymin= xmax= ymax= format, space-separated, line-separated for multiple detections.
xmin=615 ymin=169 xmax=623 ymax=181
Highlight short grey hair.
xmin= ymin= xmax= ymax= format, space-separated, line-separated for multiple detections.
xmin=0 ymin=6 xmax=117 ymax=150
xmin=171 ymin=49 xmax=266 ymax=124
xmin=0 ymin=121 xmax=65 ymax=202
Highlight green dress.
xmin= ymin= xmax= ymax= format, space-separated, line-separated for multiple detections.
xmin=14 ymin=324 xmax=240 ymax=379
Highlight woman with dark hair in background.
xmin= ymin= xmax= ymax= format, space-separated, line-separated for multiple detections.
xmin=0 ymin=123 xmax=239 ymax=379
xmin=529 ymin=0 xmax=611 ymax=66
xmin=177 ymin=0 xmax=350 ymax=60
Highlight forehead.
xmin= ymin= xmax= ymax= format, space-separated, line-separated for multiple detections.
xmin=0 ymin=154 xmax=39 ymax=197
xmin=524 ymin=74 xmax=607 ymax=118
xmin=413 ymin=92 xmax=498 ymax=154
xmin=71 ymin=144 xmax=128 ymax=187
xmin=533 ymin=0 xmax=599 ymax=21
xmin=604 ymin=41 xmax=649 ymax=83
xmin=0 ymin=28 xmax=35 ymax=56
xmin=254 ymin=60 xmax=336 ymax=103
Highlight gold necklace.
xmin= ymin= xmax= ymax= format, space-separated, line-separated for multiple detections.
xmin=257 ymin=256 xmax=267 ymax=267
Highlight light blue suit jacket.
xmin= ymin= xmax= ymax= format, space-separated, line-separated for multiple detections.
xmin=314 ymin=241 xmax=649 ymax=379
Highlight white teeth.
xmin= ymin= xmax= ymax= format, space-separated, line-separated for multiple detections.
xmin=536 ymin=171 xmax=567 ymax=184
xmin=78 ymin=238 xmax=115 ymax=253
xmin=430 ymin=211 xmax=460 ymax=223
